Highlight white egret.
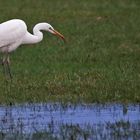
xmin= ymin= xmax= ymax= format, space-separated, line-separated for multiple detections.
xmin=0 ymin=19 xmax=65 ymax=79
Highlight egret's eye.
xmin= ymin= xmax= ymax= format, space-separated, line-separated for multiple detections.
xmin=49 ymin=27 xmax=52 ymax=30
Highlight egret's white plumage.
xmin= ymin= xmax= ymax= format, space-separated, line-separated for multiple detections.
xmin=0 ymin=19 xmax=65 ymax=79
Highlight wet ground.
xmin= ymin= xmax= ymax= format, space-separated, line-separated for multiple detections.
xmin=0 ymin=103 xmax=140 ymax=140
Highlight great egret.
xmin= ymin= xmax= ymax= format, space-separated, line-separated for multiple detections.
xmin=0 ymin=19 xmax=65 ymax=79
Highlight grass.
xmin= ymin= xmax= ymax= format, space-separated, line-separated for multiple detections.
xmin=0 ymin=0 xmax=139 ymax=104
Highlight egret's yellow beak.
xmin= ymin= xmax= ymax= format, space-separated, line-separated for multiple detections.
xmin=51 ymin=29 xmax=65 ymax=42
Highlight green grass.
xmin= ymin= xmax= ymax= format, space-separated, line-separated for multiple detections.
xmin=0 ymin=0 xmax=140 ymax=104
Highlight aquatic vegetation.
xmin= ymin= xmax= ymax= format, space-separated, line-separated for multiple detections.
xmin=0 ymin=103 xmax=139 ymax=139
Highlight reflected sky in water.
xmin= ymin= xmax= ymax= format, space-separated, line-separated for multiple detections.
xmin=0 ymin=103 xmax=140 ymax=140
xmin=0 ymin=103 xmax=140 ymax=139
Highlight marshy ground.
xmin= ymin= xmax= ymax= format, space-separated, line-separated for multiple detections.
xmin=0 ymin=1 xmax=140 ymax=139
xmin=0 ymin=103 xmax=140 ymax=139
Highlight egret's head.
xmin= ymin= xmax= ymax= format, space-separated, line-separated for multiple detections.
xmin=46 ymin=23 xmax=65 ymax=42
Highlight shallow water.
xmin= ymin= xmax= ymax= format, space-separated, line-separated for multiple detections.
xmin=0 ymin=103 xmax=140 ymax=140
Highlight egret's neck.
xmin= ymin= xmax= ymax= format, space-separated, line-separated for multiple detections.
xmin=22 ymin=23 xmax=47 ymax=44
xmin=33 ymin=23 xmax=44 ymax=43
xmin=33 ymin=23 xmax=45 ymax=42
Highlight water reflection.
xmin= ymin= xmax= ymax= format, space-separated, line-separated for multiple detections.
xmin=0 ymin=103 xmax=139 ymax=139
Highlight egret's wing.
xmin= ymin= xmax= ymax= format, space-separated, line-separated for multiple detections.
xmin=0 ymin=19 xmax=27 ymax=48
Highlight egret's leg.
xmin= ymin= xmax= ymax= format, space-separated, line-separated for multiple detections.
xmin=0 ymin=56 xmax=3 ymax=65
xmin=6 ymin=55 xmax=13 ymax=79
xmin=2 ymin=55 xmax=7 ymax=77
xmin=6 ymin=54 xmax=13 ymax=79
xmin=1 ymin=53 xmax=12 ymax=80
